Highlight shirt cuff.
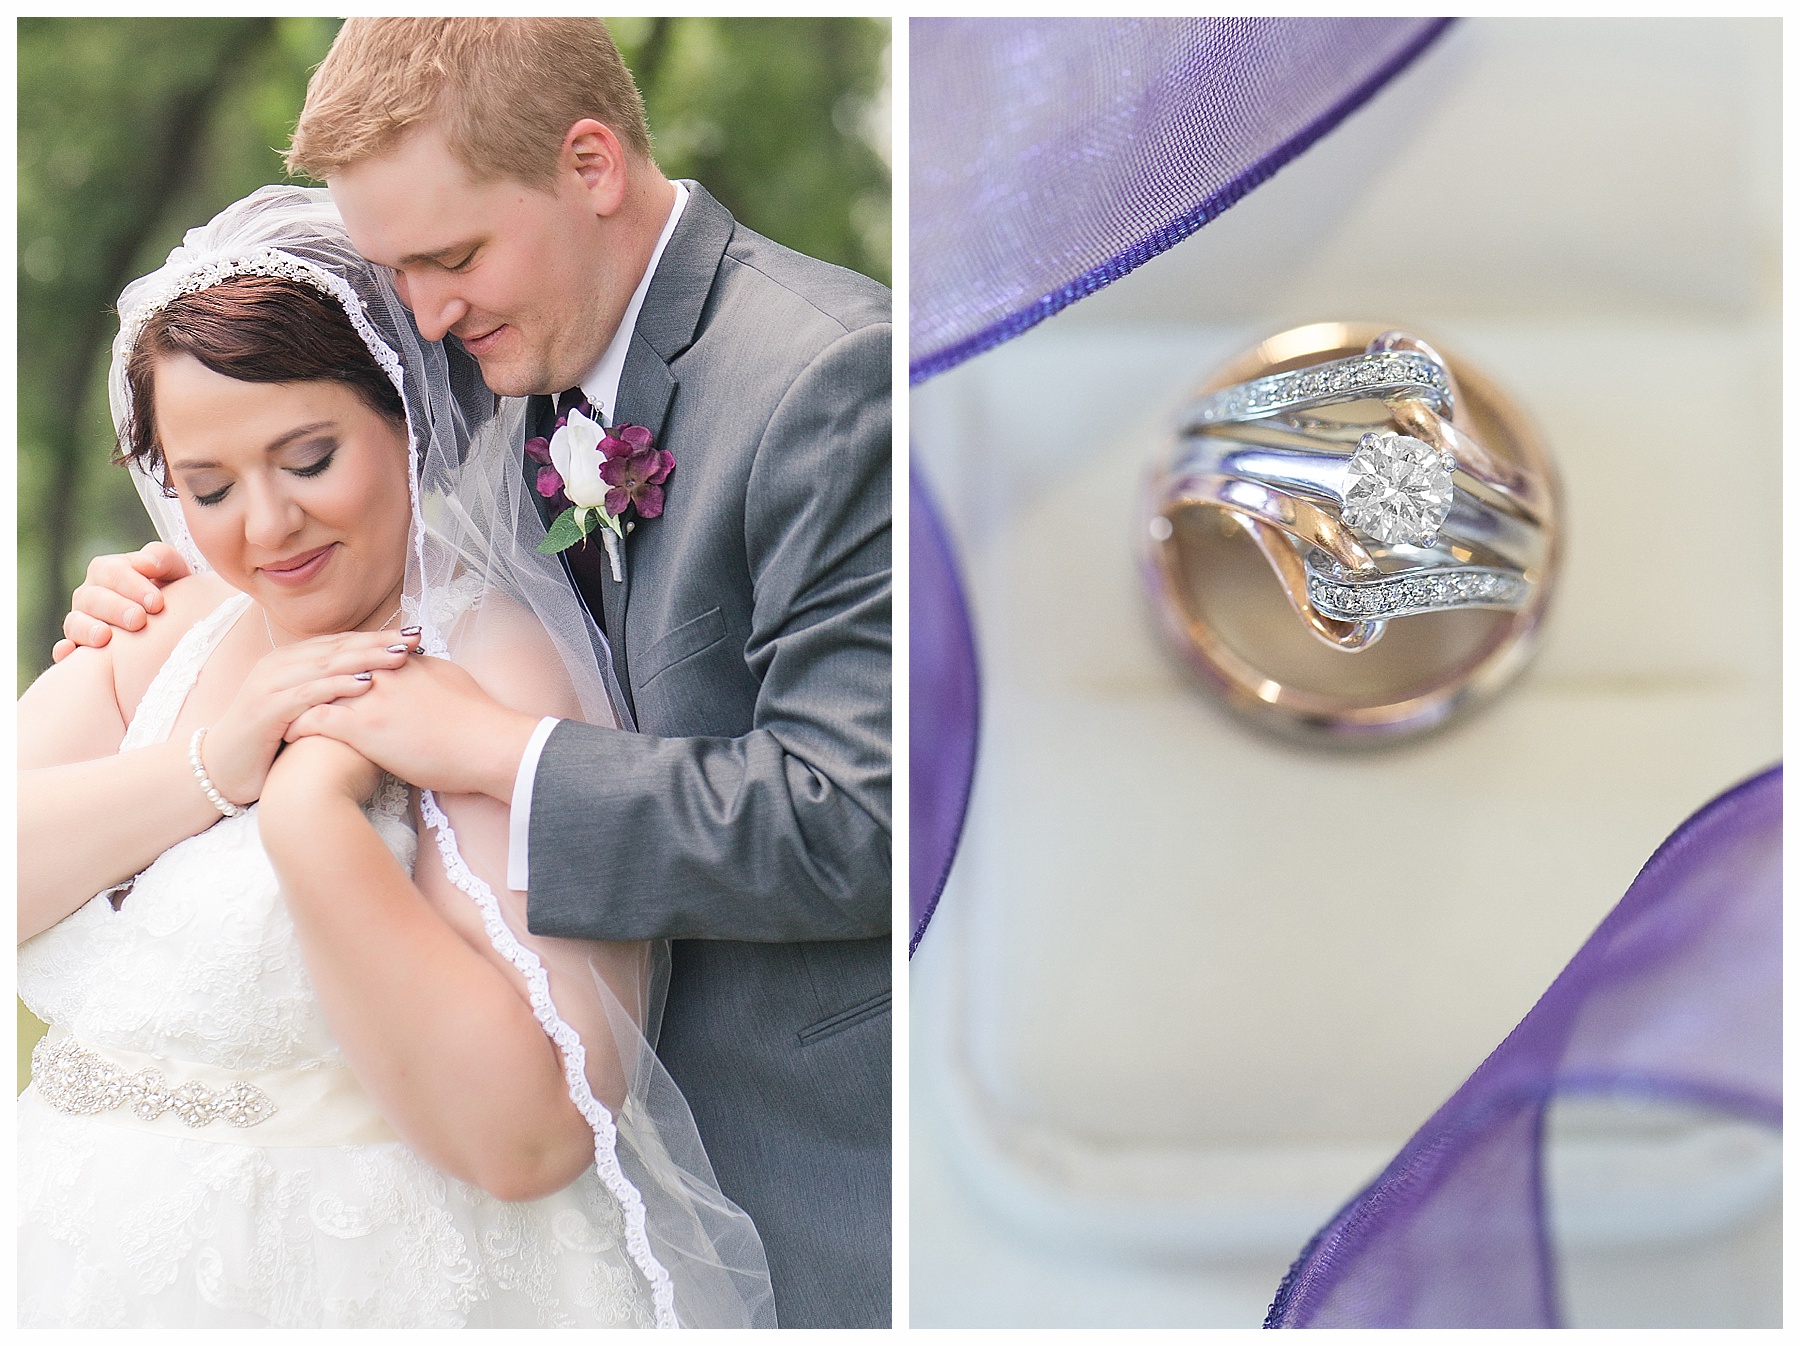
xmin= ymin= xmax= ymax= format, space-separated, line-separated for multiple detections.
xmin=506 ymin=717 xmax=562 ymax=893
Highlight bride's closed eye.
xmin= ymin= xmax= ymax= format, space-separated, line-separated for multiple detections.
xmin=288 ymin=447 xmax=338 ymax=479
xmin=186 ymin=445 xmax=338 ymax=507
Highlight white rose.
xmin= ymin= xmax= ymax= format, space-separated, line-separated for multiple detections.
xmin=548 ymin=408 xmax=610 ymax=510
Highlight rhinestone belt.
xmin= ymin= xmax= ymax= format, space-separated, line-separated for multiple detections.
xmin=31 ymin=1034 xmax=278 ymax=1130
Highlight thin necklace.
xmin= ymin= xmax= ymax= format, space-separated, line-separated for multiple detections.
xmin=263 ymin=601 xmax=403 ymax=651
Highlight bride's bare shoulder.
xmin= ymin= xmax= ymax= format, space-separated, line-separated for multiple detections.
xmin=105 ymin=572 xmax=240 ymax=714
xmin=18 ymin=572 xmax=237 ymax=765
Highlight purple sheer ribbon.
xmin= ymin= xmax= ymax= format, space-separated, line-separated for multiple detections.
xmin=910 ymin=17 xmax=1452 ymax=383
xmin=909 ymin=467 xmax=978 ymax=955
xmin=1266 ymin=766 xmax=1782 ymax=1328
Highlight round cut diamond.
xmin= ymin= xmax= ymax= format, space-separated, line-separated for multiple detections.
xmin=1342 ymin=432 xmax=1454 ymax=545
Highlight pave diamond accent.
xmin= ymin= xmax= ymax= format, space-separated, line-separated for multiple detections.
xmin=31 ymin=1035 xmax=278 ymax=1129
xmin=1342 ymin=432 xmax=1455 ymax=546
xmin=1182 ymin=350 xmax=1452 ymax=430
xmin=1305 ymin=553 xmax=1530 ymax=622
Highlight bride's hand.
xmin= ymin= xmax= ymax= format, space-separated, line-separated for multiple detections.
xmin=202 ymin=629 xmax=420 ymax=807
xmin=261 ymin=735 xmax=383 ymax=812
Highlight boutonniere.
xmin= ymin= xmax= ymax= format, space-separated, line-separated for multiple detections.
xmin=526 ymin=399 xmax=675 ymax=580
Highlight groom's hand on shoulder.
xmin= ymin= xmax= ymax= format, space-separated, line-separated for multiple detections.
xmin=285 ymin=653 xmax=540 ymax=803
xmin=52 ymin=543 xmax=191 ymax=662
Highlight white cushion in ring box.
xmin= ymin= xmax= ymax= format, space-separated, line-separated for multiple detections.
xmin=910 ymin=17 xmax=1778 ymax=1325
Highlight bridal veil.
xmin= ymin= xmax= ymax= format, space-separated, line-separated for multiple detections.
xmin=107 ymin=184 xmax=776 ymax=1329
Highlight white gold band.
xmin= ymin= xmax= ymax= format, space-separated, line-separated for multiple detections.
xmin=1180 ymin=347 xmax=1454 ymax=432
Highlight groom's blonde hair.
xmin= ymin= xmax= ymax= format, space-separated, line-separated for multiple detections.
xmin=288 ymin=18 xmax=652 ymax=186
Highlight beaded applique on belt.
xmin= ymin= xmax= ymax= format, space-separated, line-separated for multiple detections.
xmin=31 ymin=1035 xmax=277 ymax=1129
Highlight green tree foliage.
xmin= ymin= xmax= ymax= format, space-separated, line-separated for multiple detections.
xmin=612 ymin=17 xmax=891 ymax=285
xmin=19 ymin=17 xmax=345 ymax=691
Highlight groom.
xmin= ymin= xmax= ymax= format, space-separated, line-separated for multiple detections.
xmin=60 ymin=19 xmax=890 ymax=1329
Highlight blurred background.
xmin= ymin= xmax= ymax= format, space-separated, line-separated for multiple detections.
xmin=17 ymin=15 xmax=891 ymax=1084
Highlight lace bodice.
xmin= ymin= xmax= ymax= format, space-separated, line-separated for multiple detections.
xmin=19 ymin=592 xmax=417 ymax=1071
xmin=19 ymin=591 xmax=658 ymax=1329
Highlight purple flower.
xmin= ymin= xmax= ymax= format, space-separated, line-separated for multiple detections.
xmin=598 ymin=437 xmax=676 ymax=519
xmin=532 ymin=413 xmax=672 ymax=529
xmin=525 ymin=436 xmax=568 ymax=505
xmin=613 ymin=423 xmax=654 ymax=454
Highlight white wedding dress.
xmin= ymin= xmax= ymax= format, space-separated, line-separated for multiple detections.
xmin=18 ymin=592 xmax=657 ymax=1328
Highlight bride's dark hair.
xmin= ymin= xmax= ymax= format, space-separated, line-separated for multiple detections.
xmin=119 ymin=274 xmax=406 ymax=491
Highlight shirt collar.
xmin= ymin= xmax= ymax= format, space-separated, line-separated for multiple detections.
xmin=577 ymin=179 xmax=690 ymax=423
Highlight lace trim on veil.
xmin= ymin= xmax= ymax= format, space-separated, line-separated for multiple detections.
xmin=117 ymin=250 xmax=405 ymax=400
xmin=417 ymin=792 xmax=679 ymax=1328
xmin=407 ymin=578 xmax=679 ymax=1320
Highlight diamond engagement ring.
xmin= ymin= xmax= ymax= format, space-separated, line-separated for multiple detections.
xmin=1141 ymin=322 xmax=1560 ymax=743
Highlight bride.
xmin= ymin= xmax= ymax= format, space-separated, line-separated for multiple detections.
xmin=17 ymin=186 xmax=774 ymax=1328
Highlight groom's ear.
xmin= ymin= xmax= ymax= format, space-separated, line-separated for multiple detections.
xmin=562 ymin=118 xmax=630 ymax=218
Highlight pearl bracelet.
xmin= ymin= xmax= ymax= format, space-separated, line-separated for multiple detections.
xmin=188 ymin=727 xmax=247 ymax=819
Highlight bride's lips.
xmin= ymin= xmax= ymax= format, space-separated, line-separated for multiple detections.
xmin=259 ymin=543 xmax=337 ymax=587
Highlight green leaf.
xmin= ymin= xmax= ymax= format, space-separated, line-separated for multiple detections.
xmin=536 ymin=506 xmax=592 ymax=555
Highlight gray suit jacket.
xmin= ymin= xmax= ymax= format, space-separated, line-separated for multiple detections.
xmin=524 ymin=185 xmax=890 ymax=1329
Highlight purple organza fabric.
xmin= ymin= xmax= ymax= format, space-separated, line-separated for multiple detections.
xmin=910 ymin=17 xmax=1451 ymax=382
xmin=1267 ymin=767 xmax=1782 ymax=1328
xmin=909 ymin=467 xmax=978 ymax=955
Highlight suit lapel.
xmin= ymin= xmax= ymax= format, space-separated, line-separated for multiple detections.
xmin=603 ymin=335 xmax=678 ymax=719
xmin=519 ymin=185 xmax=738 ymax=725
xmin=631 ymin=182 xmax=734 ymax=365
xmin=601 ymin=184 xmax=737 ymax=725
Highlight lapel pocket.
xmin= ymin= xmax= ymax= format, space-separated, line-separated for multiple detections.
xmin=636 ymin=606 xmax=727 ymax=688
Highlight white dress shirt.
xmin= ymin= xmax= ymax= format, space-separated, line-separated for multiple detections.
xmin=505 ymin=180 xmax=691 ymax=893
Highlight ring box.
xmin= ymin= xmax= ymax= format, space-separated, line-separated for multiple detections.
xmin=911 ymin=17 xmax=1779 ymax=1327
